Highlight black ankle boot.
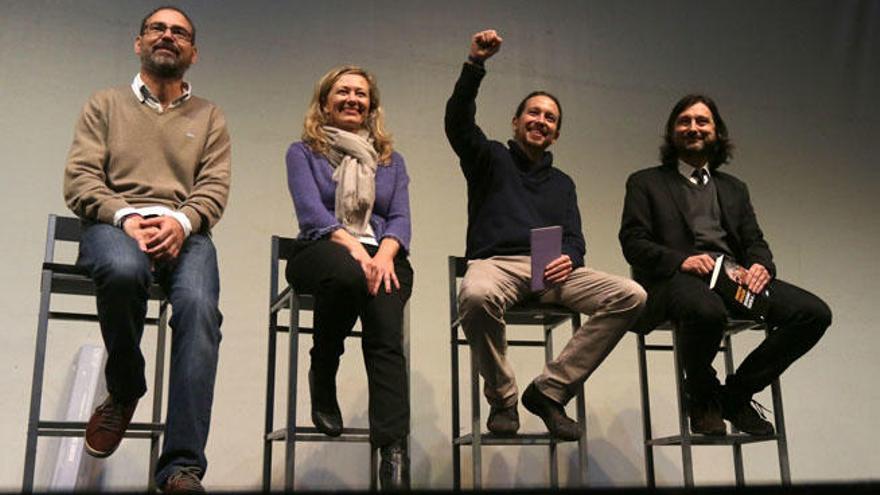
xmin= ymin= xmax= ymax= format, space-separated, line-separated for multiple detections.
xmin=379 ymin=438 xmax=409 ymax=491
xmin=309 ymin=368 xmax=342 ymax=436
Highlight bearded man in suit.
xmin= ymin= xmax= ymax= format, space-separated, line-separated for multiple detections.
xmin=619 ymin=94 xmax=831 ymax=436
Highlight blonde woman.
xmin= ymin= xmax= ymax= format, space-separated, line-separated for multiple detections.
xmin=284 ymin=66 xmax=411 ymax=489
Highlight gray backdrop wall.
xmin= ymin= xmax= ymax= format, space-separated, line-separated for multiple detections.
xmin=2 ymin=0 xmax=878 ymax=490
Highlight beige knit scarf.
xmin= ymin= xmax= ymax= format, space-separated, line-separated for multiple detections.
xmin=322 ymin=126 xmax=381 ymax=238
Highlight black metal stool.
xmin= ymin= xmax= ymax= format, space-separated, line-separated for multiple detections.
xmin=448 ymin=256 xmax=588 ymax=489
xmin=263 ymin=236 xmax=410 ymax=491
xmin=22 ymin=214 xmax=168 ymax=492
xmin=637 ymin=320 xmax=791 ymax=487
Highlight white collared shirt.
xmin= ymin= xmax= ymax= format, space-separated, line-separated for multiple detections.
xmin=130 ymin=73 xmax=192 ymax=113
xmin=678 ymin=160 xmax=711 ymax=186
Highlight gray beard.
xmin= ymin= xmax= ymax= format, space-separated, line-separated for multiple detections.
xmin=141 ymin=51 xmax=189 ymax=80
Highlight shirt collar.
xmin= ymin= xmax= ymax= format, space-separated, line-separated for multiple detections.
xmin=130 ymin=73 xmax=192 ymax=112
xmin=678 ymin=159 xmax=711 ymax=185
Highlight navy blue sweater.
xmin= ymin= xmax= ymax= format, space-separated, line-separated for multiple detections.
xmin=445 ymin=63 xmax=586 ymax=268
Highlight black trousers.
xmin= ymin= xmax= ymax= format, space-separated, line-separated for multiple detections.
xmin=645 ymin=272 xmax=832 ymax=400
xmin=285 ymin=239 xmax=413 ymax=447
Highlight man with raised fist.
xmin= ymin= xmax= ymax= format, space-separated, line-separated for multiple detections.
xmin=445 ymin=30 xmax=646 ymax=440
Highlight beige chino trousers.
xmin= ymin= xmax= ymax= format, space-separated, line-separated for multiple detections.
xmin=458 ymin=255 xmax=646 ymax=407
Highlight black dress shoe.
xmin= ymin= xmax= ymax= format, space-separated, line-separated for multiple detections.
xmin=379 ymin=438 xmax=409 ymax=491
xmin=721 ymin=389 xmax=774 ymax=436
xmin=309 ymin=368 xmax=342 ymax=436
xmin=521 ymin=382 xmax=580 ymax=441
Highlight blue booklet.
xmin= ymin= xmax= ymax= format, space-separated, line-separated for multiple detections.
xmin=530 ymin=226 xmax=563 ymax=291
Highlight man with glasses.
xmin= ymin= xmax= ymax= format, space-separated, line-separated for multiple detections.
xmin=63 ymin=6 xmax=230 ymax=492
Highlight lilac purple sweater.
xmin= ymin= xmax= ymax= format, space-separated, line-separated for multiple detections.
xmin=285 ymin=141 xmax=412 ymax=253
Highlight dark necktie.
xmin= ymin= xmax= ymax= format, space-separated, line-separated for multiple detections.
xmin=691 ymin=168 xmax=708 ymax=186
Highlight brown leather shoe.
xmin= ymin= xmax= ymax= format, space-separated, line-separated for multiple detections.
xmin=84 ymin=395 xmax=138 ymax=458
xmin=161 ymin=467 xmax=205 ymax=493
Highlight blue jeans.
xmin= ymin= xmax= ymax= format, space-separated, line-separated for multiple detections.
xmin=77 ymin=223 xmax=222 ymax=485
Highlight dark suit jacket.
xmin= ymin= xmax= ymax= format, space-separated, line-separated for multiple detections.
xmin=619 ymin=164 xmax=775 ymax=330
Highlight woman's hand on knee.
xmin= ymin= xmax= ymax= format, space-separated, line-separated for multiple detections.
xmin=368 ymin=253 xmax=400 ymax=296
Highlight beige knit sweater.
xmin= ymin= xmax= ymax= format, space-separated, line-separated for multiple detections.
xmin=63 ymin=86 xmax=231 ymax=234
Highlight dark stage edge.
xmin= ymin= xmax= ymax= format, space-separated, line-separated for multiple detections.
xmin=13 ymin=480 xmax=880 ymax=494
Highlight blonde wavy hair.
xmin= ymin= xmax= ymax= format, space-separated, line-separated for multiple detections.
xmin=302 ymin=65 xmax=394 ymax=164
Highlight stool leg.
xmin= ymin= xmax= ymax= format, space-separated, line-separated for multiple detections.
xmin=148 ymin=301 xmax=169 ymax=493
xmin=451 ymin=318 xmax=462 ymax=489
xmin=370 ymin=446 xmax=378 ymax=490
xmin=263 ymin=303 xmax=279 ymax=491
xmin=722 ymin=333 xmax=745 ymax=486
xmin=767 ymin=329 xmax=791 ymax=485
xmin=284 ymin=292 xmax=300 ymax=491
xmin=572 ymin=315 xmax=588 ymax=487
xmin=22 ymin=270 xmax=53 ymax=493
xmin=470 ymin=349 xmax=482 ymax=489
xmin=637 ymin=333 xmax=655 ymax=488
xmin=448 ymin=258 xmax=463 ymax=489
xmin=544 ymin=323 xmax=559 ymax=488
xmin=671 ymin=330 xmax=694 ymax=487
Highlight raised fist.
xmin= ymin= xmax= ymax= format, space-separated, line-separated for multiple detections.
xmin=470 ymin=29 xmax=503 ymax=62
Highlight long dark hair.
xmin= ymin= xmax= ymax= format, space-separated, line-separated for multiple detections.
xmin=660 ymin=94 xmax=733 ymax=170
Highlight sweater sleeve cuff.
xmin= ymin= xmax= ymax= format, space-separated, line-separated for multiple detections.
xmin=462 ymin=61 xmax=486 ymax=78
xmin=563 ymin=248 xmax=585 ymax=269
xmin=312 ymin=223 xmax=342 ymax=240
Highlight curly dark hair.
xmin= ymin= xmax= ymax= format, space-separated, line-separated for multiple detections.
xmin=660 ymin=94 xmax=733 ymax=170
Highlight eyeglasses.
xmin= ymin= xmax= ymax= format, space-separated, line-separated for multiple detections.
xmin=143 ymin=22 xmax=193 ymax=43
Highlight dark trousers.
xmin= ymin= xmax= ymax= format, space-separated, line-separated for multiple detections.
xmin=76 ymin=223 xmax=222 ymax=485
xmin=646 ymin=272 xmax=831 ymax=400
xmin=285 ymin=239 xmax=413 ymax=447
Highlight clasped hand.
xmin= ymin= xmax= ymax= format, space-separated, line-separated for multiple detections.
xmin=123 ymin=215 xmax=185 ymax=262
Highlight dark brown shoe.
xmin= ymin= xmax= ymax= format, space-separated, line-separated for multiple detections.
xmin=84 ymin=395 xmax=138 ymax=458
xmin=486 ymin=403 xmax=519 ymax=435
xmin=521 ymin=382 xmax=580 ymax=441
xmin=161 ymin=467 xmax=205 ymax=493
xmin=688 ymin=396 xmax=726 ymax=436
